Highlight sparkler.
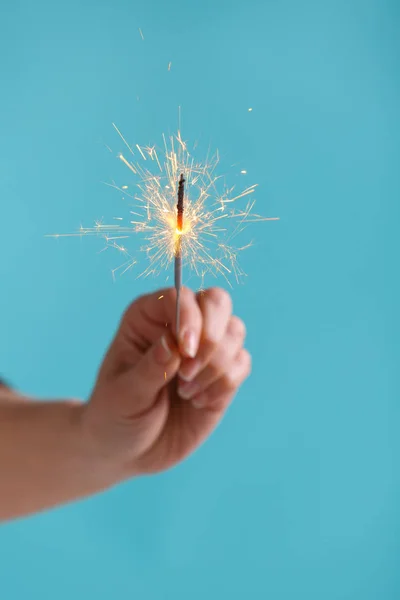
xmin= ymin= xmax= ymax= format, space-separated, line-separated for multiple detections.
xmin=175 ymin=173 xmax=185 ymax=337
xmin=47 ymin=126 xmax=279 ymax=339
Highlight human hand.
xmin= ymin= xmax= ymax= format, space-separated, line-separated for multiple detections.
xmin=81 ymin=287 xmax=251 ymax=480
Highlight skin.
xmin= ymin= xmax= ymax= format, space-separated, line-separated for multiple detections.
xmin=0 ymin=287 xmax=250 ymax=521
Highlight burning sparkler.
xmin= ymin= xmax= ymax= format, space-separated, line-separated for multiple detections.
xmin=175 ymin=173 xmax=185 ymax=337
xmin=47 ymin=125 xmax=279 ymax=339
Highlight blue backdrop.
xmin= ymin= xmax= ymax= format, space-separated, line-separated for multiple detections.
xmin=0 ymin=0 xmax=398 ymax=598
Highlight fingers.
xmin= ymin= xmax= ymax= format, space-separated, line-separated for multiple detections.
xmin=100 ymin=287 xmax=202 ymax=381
xmin=179 ymin=288 xmax=232 ymax=382
xmin=115 ymin=334 xmax=181 ymax=418
xmin=188 ymin=348 xmax=251 ymax=411
xmin=131 ymin=287 xmax=203 ymax=357
xmin=178 ymin=315 xmax=246 ymax=401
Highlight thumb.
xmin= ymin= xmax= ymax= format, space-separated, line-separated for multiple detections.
xmin=116 ymin=334 xmax=181 ymax=418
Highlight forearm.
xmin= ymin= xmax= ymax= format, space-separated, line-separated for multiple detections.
xmin=0 ymin=393 xmax=117 ymax=521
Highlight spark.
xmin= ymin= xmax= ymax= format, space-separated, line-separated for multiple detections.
xmin=47 ymin=126 xmax=279 ymax=286
xmin=139 ymin=28 xmax=144 ymax=40
xmin=118 ymin=154 xmax=137 ymax=175
xmin=136 ymin=144 xmax=147 ymax=161
xmin=168 ymin=62 xmax=172 ymax=71
xmin=112 ymin=123 xmax=135 ymax=156
xmin=248 ymin=108 xmax=253 ymax=112
xmin=241 ymin=170 xmax=247 ymax=174
xmin=158 ymin=295 xmax=164 ymax=299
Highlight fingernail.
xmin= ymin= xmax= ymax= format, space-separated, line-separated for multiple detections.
xmin=155 ymin=336 xmax=173 ymax=365
xmin=178 ymin=361 xmax=199 ymax=383
xmin=178 ymin=380 xmax=200 ymax=400
xmin=192 ymin=394 xmax=206 ymax=409
xmin=180 ymin=328 xmax=198 ymax=358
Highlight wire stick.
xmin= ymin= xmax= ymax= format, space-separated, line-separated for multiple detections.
xmin=175 ymin=246 xmax=182 ymax=337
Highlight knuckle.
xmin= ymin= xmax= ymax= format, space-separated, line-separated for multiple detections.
xmin=228 ymin=315 xmax=246 ymax=340
xmin=202 ymin=329 xmax=219 ymax=348
xmin=120 ymin=300 xmax=138 ymax=329
xmin=223 ymin=350 xmax=251 ymax=388
xmin=241 ymin=349 xmax=252 ymax=377
xmin=157 ymin=287 xmax=178 ymax=313
xmin=162 ymin=287 xmax=176 ymax=304
xmin=122 ymin=289 xmax=154 ymax=325
xmin=180 ymin=285 xmax=196 ymax=305
xmin=204 ymin=287 xmax=232 ymax=312
xmin=223 ymin=373 xmax=238 ymax=392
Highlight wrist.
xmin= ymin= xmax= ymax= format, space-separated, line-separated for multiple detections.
xmin=45 ymin=400 xmax=121 ymax=497
xmin=74 ymin=401 xmax=129 ymax=489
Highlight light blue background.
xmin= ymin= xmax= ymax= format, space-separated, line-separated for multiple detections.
xmin=0 ymin=0 xmax=399 ymax=598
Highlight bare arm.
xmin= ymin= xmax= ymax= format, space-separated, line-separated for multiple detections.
xmin=0 ymin=393 xmax=115 ymax=521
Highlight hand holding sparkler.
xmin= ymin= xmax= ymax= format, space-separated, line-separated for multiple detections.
xmin=0 ymin=286 xmax=250 ymax=521
xmin=83 ymin=286 xmax=250 ymax=475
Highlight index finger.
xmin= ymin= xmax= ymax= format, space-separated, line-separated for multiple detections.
xmin=99 ymin=286 xmax=203 ymax=382
xmin=134 ymin=286 xmax=203 ymax=358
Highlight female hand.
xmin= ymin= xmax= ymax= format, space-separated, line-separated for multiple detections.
xmin=83 ymin=286 xmax=251 ymax=479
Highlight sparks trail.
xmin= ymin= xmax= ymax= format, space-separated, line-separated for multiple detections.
xmin=47 ymin=127 xmax=279 ymax=287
